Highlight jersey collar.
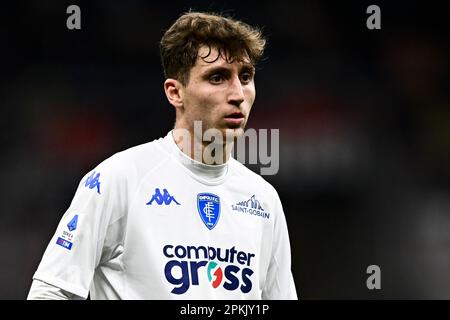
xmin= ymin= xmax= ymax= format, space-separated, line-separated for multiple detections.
xmin=163 ymin=130 xmax=229 ymax=184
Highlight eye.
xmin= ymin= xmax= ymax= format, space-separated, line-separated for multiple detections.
xmin=240 ymin=72 xmax=253 ymax=84
xmin=209 ymin=74 xmax=225 ymax=84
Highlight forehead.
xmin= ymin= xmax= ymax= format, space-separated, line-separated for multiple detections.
xmin=194 ymin=45 xmax=253 ymax=70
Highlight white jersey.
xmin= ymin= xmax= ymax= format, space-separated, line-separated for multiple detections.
xmin=32 ymin=131 xmax=297 ymax=299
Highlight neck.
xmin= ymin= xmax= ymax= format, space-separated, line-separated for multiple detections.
xmin=172 ymin=126 xmax=234 ymax=165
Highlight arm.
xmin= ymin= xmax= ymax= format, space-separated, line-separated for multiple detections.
xmin=262 ymin=192 xmax=298 ymax=300
xmin=30 ymin=155 xmax=127 ymax=299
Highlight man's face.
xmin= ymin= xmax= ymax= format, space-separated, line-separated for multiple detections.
xmin=179 ymin=46 xmax=256 ymax=141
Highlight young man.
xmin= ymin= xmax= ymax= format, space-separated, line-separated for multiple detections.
xmin=28 ymin=11 xmax=297 ymax=300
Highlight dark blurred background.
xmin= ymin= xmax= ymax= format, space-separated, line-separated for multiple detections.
xmin=1 ymin=0 xmax=449 ymax=299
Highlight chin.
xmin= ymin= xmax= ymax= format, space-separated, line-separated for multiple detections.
xmin=224 ymin=127 xmax=245 ymax=141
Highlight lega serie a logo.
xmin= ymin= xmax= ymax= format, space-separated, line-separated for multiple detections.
xmin=163 ymin=244 xmax=255 ymax=295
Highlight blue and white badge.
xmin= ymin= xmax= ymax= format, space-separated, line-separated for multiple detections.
xmin=197 ymin=193 xmax=221 ymax=230
xmin=56 ymin=237 xmax=73 ymax=250
xmin=67 ymin=214 xmax=79 ymax=232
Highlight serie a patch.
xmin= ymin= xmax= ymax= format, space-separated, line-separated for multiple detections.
xmin=56 ymin=213 xmax=78 ymax=250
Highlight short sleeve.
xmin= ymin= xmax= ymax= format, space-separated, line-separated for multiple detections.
xmin=32 ymin=155 xmax=128 ymax=299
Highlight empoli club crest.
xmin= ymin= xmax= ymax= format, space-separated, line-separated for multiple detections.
xmin=197 ymin=193 xmax=220 ymax=230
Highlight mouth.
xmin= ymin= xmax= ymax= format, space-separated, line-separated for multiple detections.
xmin=224 ymin=112 xmax=245 ymax=126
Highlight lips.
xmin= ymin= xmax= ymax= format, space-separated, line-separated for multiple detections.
xmin=224 ymin=112 xmax=245 ymax=119
xmin=224 ymin=112 xmax=245 ymax=127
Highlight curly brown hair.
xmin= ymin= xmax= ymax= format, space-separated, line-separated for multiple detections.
xmin=160 ymin=11 xmax=266 ymax=85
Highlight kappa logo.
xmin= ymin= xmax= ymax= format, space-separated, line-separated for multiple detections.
xmin=197 ymin=193 xmax=220 ymax=230
xmin=147 ymin=188 xmax=180 ymax=206
xmin=85 ymin=171 xmax=101 ymax=194
xmin=232 ymin=195 xmax=270 ymax=219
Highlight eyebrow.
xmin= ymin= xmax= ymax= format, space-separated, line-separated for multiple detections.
xmin=202 ymin=64 xmax=255 ymax=77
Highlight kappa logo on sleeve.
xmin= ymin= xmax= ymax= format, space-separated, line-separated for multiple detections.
xmin=85 ymin=171 xmax=101 ymax=194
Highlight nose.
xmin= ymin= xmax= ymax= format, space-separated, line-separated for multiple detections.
xmin=228 ymin=76 xmax=245 ymax=107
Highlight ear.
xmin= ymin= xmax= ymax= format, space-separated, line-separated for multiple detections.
xmin=164 ymin=78 xmax=184 ymax=109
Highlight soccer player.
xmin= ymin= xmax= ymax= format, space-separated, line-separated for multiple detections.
xmin=27 ymin=11 xmax=298 ymax=300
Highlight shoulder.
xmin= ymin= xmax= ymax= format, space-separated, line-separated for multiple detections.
xmin=110 ymin=135 xmax=168 ymax=167
xmin=83 ymin=135 xmax=170 ymax=186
